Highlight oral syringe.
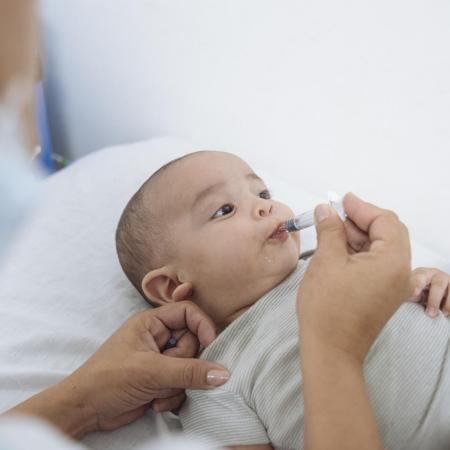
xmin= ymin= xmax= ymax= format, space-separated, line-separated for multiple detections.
xmin=281 ymin=191 xmax=347 ymax=233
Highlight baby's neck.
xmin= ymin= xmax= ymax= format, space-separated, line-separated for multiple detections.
xmin=211 ymin=262 xmax=301 ymax=332
xmin=220 ymin=305 xmax=252 ymax=330
xmin=217 ymin=278 xmax=288 ymax=331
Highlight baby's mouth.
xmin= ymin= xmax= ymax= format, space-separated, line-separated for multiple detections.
xmin=269 ymin=222 xmax=288 ymax=240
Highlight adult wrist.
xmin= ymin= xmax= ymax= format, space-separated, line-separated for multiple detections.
xmin=299 ymin=324 xmax=367 ymax=367
xmin=7 ymin=375 xmax=98 ymax=439
xmin=55 ymin=375 xmax=99 ymax=439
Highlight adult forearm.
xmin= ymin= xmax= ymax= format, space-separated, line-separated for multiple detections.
xmin=300 ymin=337 xmax=383 ymax=450
xmin=6 ymin=376 xmax=96 ymax=439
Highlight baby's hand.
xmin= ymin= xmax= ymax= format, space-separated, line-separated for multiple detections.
xmin=410 ymin=267 xmax=450 ymax=317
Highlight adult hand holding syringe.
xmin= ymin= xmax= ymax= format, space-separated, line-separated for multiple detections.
xmin=297 ymin=192 xmax=412 ymax=450
xmin=280 ymin=191 xmax=371 ymax=254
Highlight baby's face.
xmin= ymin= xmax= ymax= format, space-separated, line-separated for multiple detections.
xmin=164 ymin=151 xmax=300 ymax=327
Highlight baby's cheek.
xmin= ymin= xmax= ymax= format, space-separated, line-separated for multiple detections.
xmin=221 ymin=239 xmax=248 ymax=264
xmin=203 ymin=237 xmax=242 ymax=266
xmin=292 ymin=231 xmax=301 ymax=251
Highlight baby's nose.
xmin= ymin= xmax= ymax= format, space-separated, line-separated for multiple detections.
xmin=258 ymin=203 xmax=272 ymax=217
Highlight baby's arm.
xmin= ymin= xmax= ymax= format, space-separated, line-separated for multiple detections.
xmin=410 ymin=267 xmax=450 ymax=317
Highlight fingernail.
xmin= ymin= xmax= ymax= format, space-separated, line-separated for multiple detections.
xmin=427 ymin=307 xmax=436 ymax=317
xmin=315 ymin=204 xmax=331 ymax=223
xmin=207 ymin=370 xmax=230 ymax=386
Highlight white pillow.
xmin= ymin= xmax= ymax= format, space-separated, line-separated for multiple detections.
xmin=0 ymin=137 xmax=447 ymax=449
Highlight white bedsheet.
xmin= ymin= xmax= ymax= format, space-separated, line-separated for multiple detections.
xmin=0 ymin=136 xmax=448 ymax=449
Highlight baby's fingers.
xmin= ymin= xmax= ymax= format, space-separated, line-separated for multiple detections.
xmin=440 ymin=282 xmax=450 ymax=317
xmin=427 ymin=273 xmax=449 ymax=317
xmin=410 ymin=268 xmax=434 ymax=301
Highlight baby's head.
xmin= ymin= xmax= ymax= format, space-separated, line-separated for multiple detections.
xmin=116 ymin=151 xmax=300 ymax=328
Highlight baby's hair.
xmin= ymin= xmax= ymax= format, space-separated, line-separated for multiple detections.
xmin=115 ymin=150 xmax=208 ymax=300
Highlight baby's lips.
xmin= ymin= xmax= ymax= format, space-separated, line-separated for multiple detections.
xmin=268 ymin=219 xmax=290 ymax=239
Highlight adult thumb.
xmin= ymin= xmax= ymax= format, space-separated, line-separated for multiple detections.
xmin=157 ymin=355 xmax=230 ymax=390
xmin=314 ymin=204 xmax=348 ymax=257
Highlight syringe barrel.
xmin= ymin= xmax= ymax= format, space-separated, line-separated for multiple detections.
xmin=282 ymin=196 xmax=346 ymax=232
xmin=284 ymin=210 xmax=315 ymax=232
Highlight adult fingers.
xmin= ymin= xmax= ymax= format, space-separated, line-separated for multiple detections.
xmin=151 ymin=387 xmax=184 ymax=399
xmin=343 ymin=192 xmax=410 ymax=260
xmin=143 ymin=302 xmax=217 ymax=349
xmin=99 ymin=406 xmax=150 ymax=431
xmin=343 ymin=218 xmax=370 ymax=253
xmin=154 ymin=354 xmax=229 ymax=390
xmin=343 ymin=193 xmax=387 ymax=234
xmin=151 ymin=393 xmax=186 ymax=413
xmin=163 ymin=330 xmax=200 ymax=358
xmin=313 ymin=204 xmax=348 ymax=259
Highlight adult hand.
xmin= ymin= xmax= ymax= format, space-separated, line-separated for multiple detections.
xmin=7 ymin=302 xmax=229 ymax=438
xmin=297 ymin=193 xmax=412 ymax=450
xmin=297 ymin=192 xmax=412 ymax=362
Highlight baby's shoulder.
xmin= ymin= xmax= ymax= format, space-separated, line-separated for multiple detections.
xmin=202 ymin=300 xmax=298 ymax=376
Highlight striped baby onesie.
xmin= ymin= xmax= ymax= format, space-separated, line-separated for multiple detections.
xmin=179 ymin=258 xmax=450 ymax=450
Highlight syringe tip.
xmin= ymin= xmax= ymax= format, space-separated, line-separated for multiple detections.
xmin=281 ymin=218 xmax=299 ymax=233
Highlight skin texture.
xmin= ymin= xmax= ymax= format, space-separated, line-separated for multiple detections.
xmin=142 ymin=151 xmax=301 ymax=329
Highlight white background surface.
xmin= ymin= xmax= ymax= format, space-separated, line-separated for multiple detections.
xmin=38 ymin=0 xmax=450 ymax=259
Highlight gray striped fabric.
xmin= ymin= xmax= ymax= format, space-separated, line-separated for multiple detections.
xmin=179 ymin=259 xmax=450 ymax=450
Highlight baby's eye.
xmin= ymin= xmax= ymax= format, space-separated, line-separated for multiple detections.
xmin=212 ymin=204 xmax=234 ymax=218
xmin=259 ymin=189 xmax=271 ymax=199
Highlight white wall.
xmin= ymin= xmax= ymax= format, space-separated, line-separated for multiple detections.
xmin=38 ymin=0 xmax=450 ymax=258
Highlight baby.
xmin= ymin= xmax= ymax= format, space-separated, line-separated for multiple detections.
xmin=116 ymin=150 xmax=450 ymax=450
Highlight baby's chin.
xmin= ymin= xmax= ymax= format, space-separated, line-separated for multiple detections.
xmin=282 ymin=251 xmax=301 ymax=276
xmin=263 ymin=244 xmax=300 ymax=278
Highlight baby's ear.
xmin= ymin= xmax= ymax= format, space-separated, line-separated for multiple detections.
xmin=141 ymin=267 xmax=193 ymax=306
